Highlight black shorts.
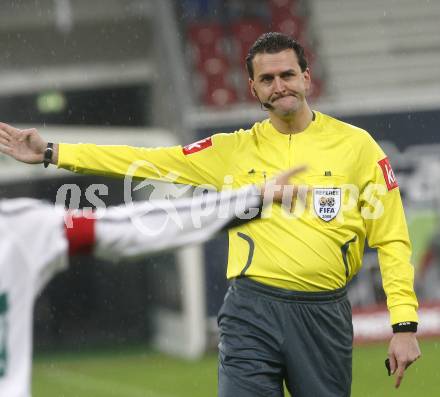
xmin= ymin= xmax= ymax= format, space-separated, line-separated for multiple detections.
xmin=217 ymin=277 xmax=353 ymax=397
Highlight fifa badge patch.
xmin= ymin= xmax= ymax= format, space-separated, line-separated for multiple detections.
xmin=378 ymin=157 xmax=398 ymax=191
xmin=182 ymin=137 xmax=212 ymax=155
xmin=313 ymin=188 xmax=341 ymax=222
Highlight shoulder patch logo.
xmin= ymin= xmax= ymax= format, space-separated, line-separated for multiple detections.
xmin=378 ymin=157 xmax=398 ymax=191
xmin=182 ymin=137 xmax=212 ymax=155
xmin=313 ymin=188 xmax=341 ymax=222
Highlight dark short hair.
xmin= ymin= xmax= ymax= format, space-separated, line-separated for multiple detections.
xmin=245 ymin=32 xmax=308 ymax=80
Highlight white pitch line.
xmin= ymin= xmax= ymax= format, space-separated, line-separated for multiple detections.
xmin=39 ymin=366 xmax=178 ymax=397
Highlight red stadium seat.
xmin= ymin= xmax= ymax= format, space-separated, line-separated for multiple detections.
xmin=187 ymin=21 xmax=224 ymax=48
xmin=198 ymin=55 xmax=229 ymax=76
xmin=202 ymin=75 xmax=238 ymax=107
xmin=187 ymin=22 xmax=226 ymax=67
xmin=271 ymin=15 xmax=305 ymax=39
xmin=193 ymin=54 xmax=237 ymax=106
xmin=268 ymin=0 xmax=300 ymax=21
xmin=230 ymin=19 xmax=266 ymax=64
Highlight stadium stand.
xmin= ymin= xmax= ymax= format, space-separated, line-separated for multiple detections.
xmin=311 ymin=0 xmax=440 ymax=115
xmin=180 ymin=0 xmax=324 ymax=107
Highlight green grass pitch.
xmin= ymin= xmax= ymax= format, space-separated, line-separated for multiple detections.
xmin=33 ymin=339 xmax=439 ymax=396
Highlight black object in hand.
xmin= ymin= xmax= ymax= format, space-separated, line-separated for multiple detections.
xmin=385 ymin=358 xmax=412 ymax=376
xmin=385 ymin=358 xmax=391 ymax=376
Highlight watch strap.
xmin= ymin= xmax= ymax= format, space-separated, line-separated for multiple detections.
xmin=43 ymin=142 xmax=54 ymax=168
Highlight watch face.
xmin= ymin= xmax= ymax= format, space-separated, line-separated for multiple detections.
xmin=44 ymin=147 xmax=53 ymax=158
xmin=44 ymin=143 xmax=53 ymax=155
xmin=43 ymin=144 xmax=54 ymax=167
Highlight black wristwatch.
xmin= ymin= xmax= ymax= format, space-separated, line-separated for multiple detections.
xmin=43 ymin=142 xmax=54 ymax=168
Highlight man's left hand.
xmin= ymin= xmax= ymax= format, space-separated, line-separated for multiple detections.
xmin=387 ymin=332 xmax=421 ymax=388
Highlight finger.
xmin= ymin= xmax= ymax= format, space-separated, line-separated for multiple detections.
xmin=21 ymin=128 xmax=37 ymax=135
xmin=0 ymin=136 xmax=11 ymax=147
xmin=282 ymin=184 xmax=309 ymax=213
xmin=288 ymin=164 xmax=308 ymax=175
xmin=0 ymin=144 xmax=13 ymax=156
xmin=267 ymin=165 xmax=309 ymax=205
xmin=0 ymin=129 xmax=11 ymax=142
xmin=0 ymin=122 xmax=19 ymax=135
xmin=18 ymin=129 xmax=34 ymax=143
xmin=281 ymin=165 xmax=308 ymax=181
xmin=273 ymin=166 xmax=308 ymax=193
xmin=395 ymin=363 xmax=406 ymax=388
xmin=388 ymin=353 xmax=397 ymax=375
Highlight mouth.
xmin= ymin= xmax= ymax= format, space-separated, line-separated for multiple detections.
xmin=271 ymin=94 xmax=296 ymax=104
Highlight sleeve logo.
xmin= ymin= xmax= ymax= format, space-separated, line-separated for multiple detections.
xmin=182 ymin=137 xmax=212 ymax=155
xmin=378 ymin=157 xmax=398 ymax=191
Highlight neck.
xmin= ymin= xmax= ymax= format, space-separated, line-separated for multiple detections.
xmin=269 ymin=104 xmax=314 ymax=134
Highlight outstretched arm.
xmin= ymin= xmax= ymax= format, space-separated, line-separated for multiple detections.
xmin=0 ymin=122 xmax=241 ymax=189
xmin=66 ymin=166 xmax=306 ymax=261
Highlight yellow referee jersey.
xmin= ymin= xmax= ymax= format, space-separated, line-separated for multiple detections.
xmin=58 ymin=111 xmax=418 ymax=324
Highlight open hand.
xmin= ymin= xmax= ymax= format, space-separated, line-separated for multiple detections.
xmin=0 ymin=122 xmax=46 ymax=164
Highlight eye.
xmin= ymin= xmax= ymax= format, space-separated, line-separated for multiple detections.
xmin=261 ymin=76 xmax=273 ymax=83
xmin=282 ymin=72 xmax=295 ymax=80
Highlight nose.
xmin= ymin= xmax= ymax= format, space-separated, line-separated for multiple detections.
xmin=273 ymin=76 xmax=286 ymax=94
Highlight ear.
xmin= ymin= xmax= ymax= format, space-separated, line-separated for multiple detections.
xmin=303 ymin=67 xmax=312 ymax=92
xmin=249 ymin=78 xmax=257 ymax=98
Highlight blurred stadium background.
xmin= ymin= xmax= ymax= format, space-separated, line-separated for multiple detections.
xmin=1 ymin=0 xmax=440 ymax=395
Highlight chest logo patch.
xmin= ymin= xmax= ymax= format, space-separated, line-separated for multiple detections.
xmin=313 ymin=188 xmax=341 ymax=222
xmin=182 ymin=137 xmax=212 ymax=155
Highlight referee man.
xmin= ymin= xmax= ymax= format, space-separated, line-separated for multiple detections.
xmin=0 ymin=32 xmax=420 ymax=396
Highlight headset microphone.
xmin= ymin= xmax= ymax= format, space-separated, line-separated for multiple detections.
xmin=262 ymin=101 xmax=274 ymax=110
xmin=253 ymin=88 xmax=274 ymax=110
